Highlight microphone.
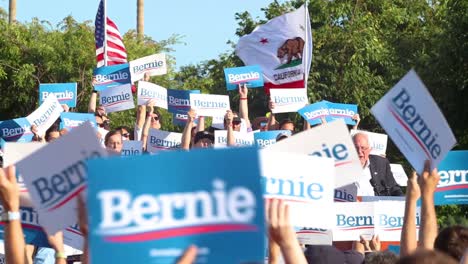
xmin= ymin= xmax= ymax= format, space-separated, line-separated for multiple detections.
xmin=381 ymin=180 xmax=391 ymax=196
xmin=369 ymin=179 xmax=380 ymax=196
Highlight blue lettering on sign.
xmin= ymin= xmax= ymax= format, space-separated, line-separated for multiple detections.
xmin=32 ymin=102 xmax=59 ymax=127
xmin=149 ymin=136 xmax=180 ymax=149
xmin=378 ymin=212 xmax=420 ymax=227
xmin=334 ymin=188 xmax=354 ymax=202
xmin=336 ymin=214 xmax=374 ymax=227
xmin=140 ymin=88 xmax=166 ymax=101
xmin=391 ymin=88 xmax=441 ymax=159
xmin=133 ymin=60 xmax=164 ymax=73
xmin=309 ymin=143 xmax=348 ymax=161
xmin=261 ymin=176 xmax=324 ymax=200
xmin=193 ymin=100 xmax=227 ymax=109
xmin=32 ymin=151 xmax=102 ymax=209
xmin=101 ymin=92 xmax=131 ymax=105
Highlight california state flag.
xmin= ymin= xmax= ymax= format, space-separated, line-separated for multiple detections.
xmin=235 ymin=5 xmax=312 ymax=92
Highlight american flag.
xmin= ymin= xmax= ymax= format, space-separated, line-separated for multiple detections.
xmin=95 ymin=0 xmax=128 ymax=67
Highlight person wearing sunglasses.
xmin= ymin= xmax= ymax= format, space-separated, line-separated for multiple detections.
xmin=353 ymin=132 xmax=403 ymax=197
xmin=116 ymin=126 xmax=133 ymax=141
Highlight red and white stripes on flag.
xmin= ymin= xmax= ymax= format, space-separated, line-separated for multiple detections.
xmin=95 ymin=0 xmax=128 ymax=67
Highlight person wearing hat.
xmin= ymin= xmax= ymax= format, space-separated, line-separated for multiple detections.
xmin=181 ymin=109 xmax=217 ymax=150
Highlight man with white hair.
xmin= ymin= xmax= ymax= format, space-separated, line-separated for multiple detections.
xmin=353 ymin=132 xmax=403 ymax=196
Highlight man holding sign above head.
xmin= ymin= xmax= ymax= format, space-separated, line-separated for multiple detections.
xmin=181 ymin=109 xmax=214 ymax=150
xmin=353 ymin=132 xmax=403 ymax=196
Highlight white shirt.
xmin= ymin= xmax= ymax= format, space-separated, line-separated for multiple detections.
xmin=356 ymin=160 xmax=375 ymax=196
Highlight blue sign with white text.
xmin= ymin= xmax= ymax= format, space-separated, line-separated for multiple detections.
xmin=93 ymin=64 xmax=131 ymax=91
xmin=298 ymin=101 xmax=329 ymax=125
xmin=39 ymin=83 xmax=77 ymax=107
xmin=325 ymin=101 xmax=358 ymax=125
xmin=87 ymin=147 xmax=265 ymax=264
xmin=60 ymin=113 xmax=97 ymax=131
xmin=254 ymin=130 xmax=292 ymax=148
xmin=435 ymin=151 xmax=468 ymax=205
xmin=172 ymin=110 xmax=198 ymax=127
xmin=224 ymin=65 xmax=264 ymax=90
xmin=0 ymin=118 xmax=33 ymax=142
xmin=167 ymin=89 xmax=200 ymax=114
xmin=299 ymin=101 xmax=358 ymax=126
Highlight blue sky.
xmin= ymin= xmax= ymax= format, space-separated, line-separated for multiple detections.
xmin=0 ymin=0 xmax=284 ymax=68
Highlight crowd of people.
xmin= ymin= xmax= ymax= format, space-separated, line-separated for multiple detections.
xmin=0 ymin=76 xmax=466 ymax=264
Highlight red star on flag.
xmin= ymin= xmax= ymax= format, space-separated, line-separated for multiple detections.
xmin=260 ymin=38 xmax=268 ymax=44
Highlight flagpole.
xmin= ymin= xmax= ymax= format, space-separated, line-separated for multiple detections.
xmin=103 ymin=0 xmax=108 ymax=66
xmin=303 ymin=0 xmax=310 ymax=90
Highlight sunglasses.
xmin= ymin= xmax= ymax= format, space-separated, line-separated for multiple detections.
xmin=122 ymin=133 xmax=130 ymax=138
xmin=152 ymin=115 xmax=160 ymax=121
xmin=233 ymin=121 xmax=241 ymax=126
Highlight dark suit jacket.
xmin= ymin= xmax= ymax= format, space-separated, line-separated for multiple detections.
xmin=368 ymin=155 xmax=404 ymax=196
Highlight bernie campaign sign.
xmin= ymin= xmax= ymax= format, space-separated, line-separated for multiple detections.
xmin=435 ymin=151 xmax=468 ymax=205
xmin=298 ymin=101 xmax=358 ymax=126
xmin=39 ymin=83 xmax=77 ymax=107
xmin=371 ymin=69 xmax=456 ymax=174
xmin=0 ymin=117 xmax=33 ymax=142
xmin=16 ymin=123 xmax=107 ymax=235
xmin=129 ymin=53 xmax=167 ymax=82
xmin=223 ymin=65 xmax=264 ymax=90
xmin=269 ymin=88 xmax=308 ymax=114
xmin=137 ymin=81 xmax=168 ymax=108
xmin=92 ymin=64 xmax=131 ymax=91
xmin=87 ymin=147 xmax=265 ymax=264
xmin=253 ymin=130 xmax=292 ymax=148
xmin=60 ymin=112 xmax=97 ymax=131
xmin=167 ymin=89 xmax=200 ymax=114
xmin=26 ymin=94 xmax=63 ymax=136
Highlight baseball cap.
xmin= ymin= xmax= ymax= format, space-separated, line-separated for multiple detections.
xmin=194 ymin=131 xmax=214 ymax=144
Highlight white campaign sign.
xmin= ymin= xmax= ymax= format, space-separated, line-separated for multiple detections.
xmin=63 ymin=224 xmax=85 ymax=250
xmin=333 ymin=202 xmax=375 ymax=241
xmin=137 ymin=81 xmax=168 ymax=108
xmin=260 ymin=151 xmax=335 ymax=228
xmin=374 ymin=201 xmax=420 ymax=242
xmin=296 ymin=229 xmax=333 ymax=246
xmin=99 ymin=84 xmax=135 ymax=113
xmin=266 ymin=120 xmax=362 ymax=188
xmin=26 ymin=94 xmax=63 ymax=135
xmin=270 ymin=88 xmax=308 ymax=114
xmin=350 ymin=129 xmax=388 ymax=156
xmin=390 ymin=164 xmax=408 ymax=187
xmin=214 ymin=130 xmax=254 ymax=148
xmin=129 ymin=53 xmax=167 ymax=82
xmin=121 ymin=140 xmax=143 ymax=156
xmin=371 ymin=69 xmax=456 ymax=173
xmin=16 ymin=123 xmax=107 ymax=234
xmin=146 ymin=129 xmax=182 ymax=153
xmin=189 ymin=94 xmax=230 ymax=117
